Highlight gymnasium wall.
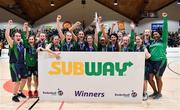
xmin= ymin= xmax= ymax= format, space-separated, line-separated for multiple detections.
xmin=34 ymin=0 xmax=180 ymax=33
xmin=34 ymin=0 xmax=132 ymax=33
xmin=0 ymin=7 xmax=25 ymax=29
xmin=137 ymin=2 xmax=180 ymax=33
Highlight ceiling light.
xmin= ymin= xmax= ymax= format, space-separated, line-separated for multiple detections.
xmin=114 ymin=0 xmax=118 ymax=6
xmin=177 ymin=0 xmax=180 ymax=4
xmin=50 ymin=1 xmax=55 ymax=7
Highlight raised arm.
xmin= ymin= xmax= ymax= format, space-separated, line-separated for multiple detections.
xmin=100 ymin=23 xmax=108 ymax=44
xmin=56 ymin=15 xmax=65 ymax=41
xmin=72 ymin=32 xmax=78 ymax=42
xmin=24 ymin=22 xmax=29 ymax=39
xmin=22 ymin=22 xmax=29 ymax=48
xmin=110 ymin=23 xmax=116 ymax=35
xmin=162 ymin=12 xmax=168 ymax=49
xmin=69 ymin=21 xmax=81 ymax=32
xmin=36 ymin=28 xmax=41 ymax=39
xmin=128 ymin=22 xmax=135 ymax=51
xmin=94 ymin=27 xmax=98 ymax=45
xmin=69 ymin=21 xmax=81 ymax=42
xmin=5 ymin=20 xmax=14 ymax=48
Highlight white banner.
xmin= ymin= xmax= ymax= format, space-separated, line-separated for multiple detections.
xmin=38 ymin=52 xmax=145 ymax=102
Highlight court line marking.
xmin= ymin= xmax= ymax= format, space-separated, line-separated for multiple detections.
xmin=168 ymin=60 xmax=180 ymax=75
xmin=28 ymin=97 xmax=39 ymax=110
xmin=59 ymin=101 xmax=64 ymax=110
xmin=16 ymin=98 xmax=30 ymax=110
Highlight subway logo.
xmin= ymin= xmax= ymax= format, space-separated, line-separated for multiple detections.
xmin=48 ymin=61 xmax=133 ymax=76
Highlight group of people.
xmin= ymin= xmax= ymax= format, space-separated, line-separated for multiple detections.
xmin=5 ymin=12 xmax=168 ymax=102
xmin=168 ymin=31 xmax=180 ymax=47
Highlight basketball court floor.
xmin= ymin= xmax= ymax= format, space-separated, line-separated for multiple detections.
xmin=0 ymin=50 xmax=180 ymax=110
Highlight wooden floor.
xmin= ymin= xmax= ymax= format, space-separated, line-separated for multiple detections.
xmin=0 ymin=54 xmax=180 ymax=110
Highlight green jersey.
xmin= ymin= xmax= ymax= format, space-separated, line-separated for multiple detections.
xmin=128 ymin=30 xmax=135 ymax=51
xmin=22 ymin=32 xmax=37 ymax=67
xmin=9 ymin=42 xmax=25 ymax=64
xmin=84 ymin=43 xmax=98 ymax=51
xmin=97 ymin=32 xmax=107 ymax=51
xmin=149 ymin=16 xmax=168 ymax=61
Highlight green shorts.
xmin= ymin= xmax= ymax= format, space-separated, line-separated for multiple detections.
xmin=149 ymin=59 xmax=167 ymax=77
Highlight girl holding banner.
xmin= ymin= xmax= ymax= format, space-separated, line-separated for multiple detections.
xmin=126 ymin=22 xmax=151 ymax=101
xmin=46 ymin=35 xmax=61 ymax=52
xmin=21 ymin=22 xmax=39 ymax=98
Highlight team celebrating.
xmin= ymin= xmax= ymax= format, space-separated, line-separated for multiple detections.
xmin=5 ymin=12 xmax=168 ymax=102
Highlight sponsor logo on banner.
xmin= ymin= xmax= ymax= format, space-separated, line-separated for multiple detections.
xmin=131 ymin=90 xmax=137 ymax=97
xmin=75 ymin=90 xmax=105 ymax=97
xmin=48 ymin=61 xmax=133 ymax=76
xmin=42 ymin=89 xmax=63 ymax=96
xmin=114 ymin=90 xmax=137 ymax=98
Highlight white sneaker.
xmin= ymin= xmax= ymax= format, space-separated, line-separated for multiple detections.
xmin=143 ymin=92 xmax=148 ymax=101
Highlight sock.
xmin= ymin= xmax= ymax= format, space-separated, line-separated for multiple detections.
xmin=13 ymin=93 xmax=18 ymax=96
xmin=19 ymin=90 xmax=22 ymax=93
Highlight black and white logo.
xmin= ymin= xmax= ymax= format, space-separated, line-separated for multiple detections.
xmin=131 ymin=90 xmax=137 ymax=97
xmin=42 ymin=89 xmax=63 ymax=96
xmin=114 ymin=90 xmax=137 ymax=98
xmin=57 ymin=89 xmax=63 ymax=96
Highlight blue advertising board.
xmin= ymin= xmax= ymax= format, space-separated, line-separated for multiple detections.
xmin=151 ymin=23 xmax=163 ymax=32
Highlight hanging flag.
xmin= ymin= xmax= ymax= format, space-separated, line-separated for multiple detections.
xmin=95 ymin=12 xmax=100 ymax=33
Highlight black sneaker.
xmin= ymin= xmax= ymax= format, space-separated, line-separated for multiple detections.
xmin=18 ymin=92 xmax=26 ymax=98
xmin=153 ymin=94 xmax=162 ymax=99
xmin=12 ymin=95 xmax=20 ymax=102
xmin=149 ymin=92 xmax=158 ymax=97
